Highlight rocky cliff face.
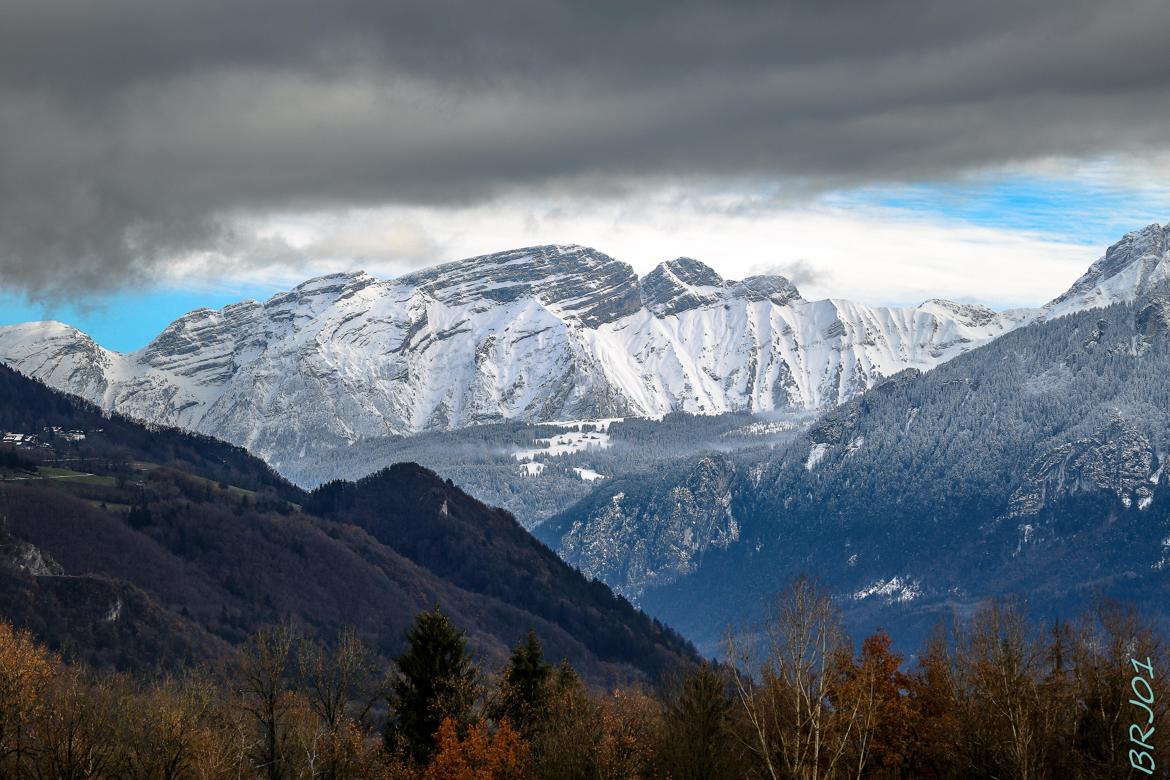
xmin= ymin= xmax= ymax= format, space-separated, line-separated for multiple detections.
xmin=549 ymin=455 xmax=740 ymax=598
xmin=0 ymin=524 xmax=63 ymax=577
xmin=1047 ymin=222 xmax=1170 ymax=316
xmin=1007 ymin=418 xmax=1158 ymax=518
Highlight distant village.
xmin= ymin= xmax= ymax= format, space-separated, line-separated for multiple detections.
xmin=1 ymin=426 xmax=92 ymax=447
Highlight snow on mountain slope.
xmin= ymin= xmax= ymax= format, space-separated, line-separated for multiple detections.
xmin=3 ymin=226 xmax=1161 ymax=465
xmin=1046 ymin=222 xmax=1170 ymax=318
xmin=0 ymin=321 xmax=124 ymax=401
xmin=587 ymin=292 xmax=1028 ymax=415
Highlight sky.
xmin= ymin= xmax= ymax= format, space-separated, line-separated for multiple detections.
xmin=2 ymin=1 xmax=1170 ymax=351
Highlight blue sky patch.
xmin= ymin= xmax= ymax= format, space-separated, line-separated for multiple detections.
xmin=829 ymin=175 xmax=1170 ymax=247
xmin=0 ymin=285 xmax=281 ymax=353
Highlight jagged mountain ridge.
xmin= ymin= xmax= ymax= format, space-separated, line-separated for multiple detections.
xmin=0 ymin=244 xmax=1034 ymax=467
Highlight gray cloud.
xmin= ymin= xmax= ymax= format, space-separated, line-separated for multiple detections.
xmin=2 ymin=0 xmax=1170 ymax=297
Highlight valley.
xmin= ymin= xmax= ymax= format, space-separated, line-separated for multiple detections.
xmin=3 ymin=223 xmax=1170 ymax=660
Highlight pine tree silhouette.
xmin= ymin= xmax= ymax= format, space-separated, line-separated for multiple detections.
xmin=386 ymin=605 xmax=478 ymax=762
xmin=495 ymin=629 xmax=552 ymax=737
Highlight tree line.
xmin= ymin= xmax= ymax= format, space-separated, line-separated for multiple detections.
xmin=0 ymin=577 xmax=1165 ymax=779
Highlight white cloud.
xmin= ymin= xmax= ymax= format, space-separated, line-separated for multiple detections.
xmin=160 ymin=187 xmax=1102 ymax=310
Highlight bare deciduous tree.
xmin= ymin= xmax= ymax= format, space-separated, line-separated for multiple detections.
xmin=238 ymin=624 xmax=296 ymax=780
xmin=297 ymin=626 xmax=379 ymax=730
xmin=728 ymin=576 xmax=863 ymax=780
xmin=953 ymin=599 xmax=1049 ymax=780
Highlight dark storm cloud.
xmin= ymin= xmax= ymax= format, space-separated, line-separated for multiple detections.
xmin=3 ymin=0 xmax=1170 ymax=296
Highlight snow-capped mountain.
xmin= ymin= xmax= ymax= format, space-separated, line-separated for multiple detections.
xmin=534 ymin=222 xmax=1170 ymax=652
xmin=1 ymin=225 xmax=1163 ymax=465
xmin=1046 ymin=221 xmax=1170 ymax=317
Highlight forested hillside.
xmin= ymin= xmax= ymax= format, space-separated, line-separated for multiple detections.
xmin=0 ymin=364 xmax=696 ymax=684
xmin=549 ymin=283 xmax=1170 ymax=652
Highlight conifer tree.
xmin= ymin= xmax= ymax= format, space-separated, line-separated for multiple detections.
xmin=494 ymin=630 xmax=552 ymax=737
xmin=387 ymin=606 xmax=478 ymax=763
xmin=659 ymin=662 xmax=737 ymax=780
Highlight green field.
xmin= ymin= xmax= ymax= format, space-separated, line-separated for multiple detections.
xmin=31 ymin=466 xmax=117 ymax=486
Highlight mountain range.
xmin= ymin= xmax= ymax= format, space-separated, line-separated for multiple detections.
xmin=3 ymin=221 xmax=1170 ymax=659
xmin=0 ymin=244 xmax=1053 ymax=473
xmin=538 ymin=222 xmax=1170 ymax=652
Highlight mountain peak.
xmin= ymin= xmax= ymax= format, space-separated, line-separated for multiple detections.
xmin=735 ymin=274 xmax=803 ymax=306
xmin=1047 ymin=221 xmax=1170 ymax=316
xmin=398 ymin=244 xmax=642 ymax=327
xmin=917 ymin=298 xmax=998 ymax=327
xmin=264 ymin=270 xmax=378 ymax=308
xmin=292 ymin=269 xmax=374 ymax=288
xmin=640 ymin=258 xmax=803 ymax=315
xmin=660 ymin=257 xmax=726 ymax=287
xmin=640 ymin=257 xmax=727 ymax=316
xmin=0 ymin=320 xmax=88 ymax=338
xmin=0 ymin=239 xmax=1026 ymax=453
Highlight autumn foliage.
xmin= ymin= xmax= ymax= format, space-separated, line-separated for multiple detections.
xmin=423 ymin=719 xmax=531 ymax=780
xmin=0 ymin=586 xmax=1166 ymax=778
xmin=0 ymin=621 xmax=53 ymax=771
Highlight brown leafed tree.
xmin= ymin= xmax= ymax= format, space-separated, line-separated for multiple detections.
xmin=0 ymin=620 xmax=55 ymax=775
xmin=423 ymin=717 xmax=533 ymax=780
xmin=32 ymin=667 xmax=121 ymax=780
xmin=834 ymin=631 xmax=916 ymax=779
xmin=594 ymin=687 xmax=663 ymax=780
xmin=1066 ymin=599 xmax=1167 ymax=778
xmin=115 ymin=674 xmax=223 ymax=780
xmin=904 ymin=623 xmax=961 ymax=777
xmin=953 ymin=599 xmax=1050 ymax=780
xmin=298 ymin=625 xmax=379 ymax=730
